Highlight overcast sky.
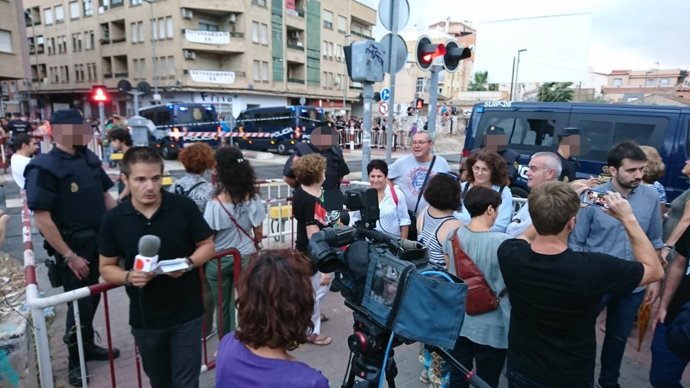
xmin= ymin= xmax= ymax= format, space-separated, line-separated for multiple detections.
xmin=369 ymin=0 xmax=690 ymax=74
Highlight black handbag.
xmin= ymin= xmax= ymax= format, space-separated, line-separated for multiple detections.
xmin=407 ymin=156 xmax=436 ymax=241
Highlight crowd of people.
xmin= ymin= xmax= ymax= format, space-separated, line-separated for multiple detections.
xmin=8 ymin=107 xmax=690 ymax=388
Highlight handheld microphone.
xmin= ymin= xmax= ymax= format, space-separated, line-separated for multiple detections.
xmin=134 ymin=235 xmax=161 ymax=272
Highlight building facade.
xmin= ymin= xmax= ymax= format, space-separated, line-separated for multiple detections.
xmin=602 ymin=68 xmax=690 ymax=103
xmin=20 ymin=0 xmax=376 ymax=120
xmin=0 ymin=0 xmax=31 ymax=116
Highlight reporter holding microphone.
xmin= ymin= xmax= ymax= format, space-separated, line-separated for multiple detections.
xmin=99 ymin=147 xmax=215 ymax=388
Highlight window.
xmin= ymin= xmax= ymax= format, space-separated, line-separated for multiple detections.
xmin=253 ymin=60 xmax=261 ymax=81
xmin=612 ymin=78 xmax=622 ymax=87
xmin=55 ymin=5 xmax=65 ymax=23
xmin=322 ymin=40 xmax=328 ymax=57
xmin=328 ymin=42 xmax=334 ymax=58
xmin=165 ymin=55 xmax=174 ymax=76
xmin=199 ymin=21 xmax=219 ymax=32
xmin=44 ymin=8 xmax=53 ymax=25
xmin=251 ymin=21 xmax=259 ymax=43
xmin=252 ymin=0 xmax=267 ymax=7
xmin=336 ymin=44 xmax=342 ymax=61
xmin=0 ymin=30 xmax=12 ymax=53
xmin=84 ymin=31 xmax=94 ymax=50
xmin=477 ymin=112 xmax=567 ymax=153
xmin=261 ymin=61 xmax=269 ymax=82
xmin=111 ymin=0 xmax=124 ymax=7
xmin=259 ymin=23 xmax=268 ymax=45
xmin=72 ymin=33 xmax=82 ymax=52
xmin=645 ymin=78 xmax=655 ymax=87
xmin=133 ymin=58 xmax=145 ymax=79
xmin=166 ymin=16 xmax=173 ymax=38
xmin=323 ymin=10 xmax=333 ymax=29
xmin=151 ymin=19 xmax=158 ymax=40
xmin=131 ymin=0 xmax=142 ymax=5
xmin=130 ymin=22 xmax=137 ymax=42
xmin=335 ymin=74 xmax=341 ymax=89
xmin=158 ymin=17 xmax=165 ymax=40
xmin=660 ymin=78 xmax=669 ymax=86
xmin=70 ymin=1 xmax=79 ymax=19
xmin=87 ymin=62 xmax=96 ymax=81
xmin=83 ymin=0 xmax=93 ymax=16
xmin=47 ymin=37 xmax=55 ymax=55
xmin=337 ymin=15 xmax=347 ymax=33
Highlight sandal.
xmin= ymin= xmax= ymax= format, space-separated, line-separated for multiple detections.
xmin=320 ymin=313 xmax=329 ymax=322
xmin=307 ymin=334 xmax=332 ymax=346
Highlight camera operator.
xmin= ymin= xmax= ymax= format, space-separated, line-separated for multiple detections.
xmin=497 ymin=181 xmax=663 ymax=387
xmin=292 ymin=153 xmax=336 ymax=346
xmin=215 ymin=249 xmax=328 ymax=388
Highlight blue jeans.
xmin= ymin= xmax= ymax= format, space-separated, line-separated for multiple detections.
xmin=597 ymin=290 xmax=645 ymax=386
xmin=650 ymin=323 xmax=689 ymax=387
xmin=131 ymin=317 xmax=202 ymax=388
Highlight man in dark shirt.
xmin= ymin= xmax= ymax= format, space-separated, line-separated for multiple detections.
xmin=99 ymin=147 xmax=215 ymax=388
xmin=24 ymin=109 xmax=119 ymax=386
xmin=497 ymin=181 xmax=663 ymax=387
xmin=556 ymin=127 xmax=585 ymax=182
xmin=650 ymin=226 xmax=690 ymax=386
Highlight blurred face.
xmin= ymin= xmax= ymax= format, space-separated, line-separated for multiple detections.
xmin=368 ymin=168 xmax=386 ymax=191
xmin=611 ymin=158 xmax=645 ymax=190
xmin=311 ymin=130 xmax=337 ymax=151
xmin=50 ymin=123 xmax=93 ymax=148
xmin=526 ymin=156 xmax=555 ymax=188
xmin=471 ymin=160 xmax=492 ymax=186
xmin=411 ymin=133 xmax=432 ymax=160
xmin=560 ymin=135 xmax=582 ymax=156
xmin=125 ymin=162 xmax=163 ymax=207
xmin=484 ymin=134 xmax=508 ymax=152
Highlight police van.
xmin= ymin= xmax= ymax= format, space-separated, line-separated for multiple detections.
xmin=463 ymin=101 xmax=690 ymax=201
xmin=139 ymin=103 xmax=221 ymax=159
xmin=233 ymin=106 xmax=326 ymax=154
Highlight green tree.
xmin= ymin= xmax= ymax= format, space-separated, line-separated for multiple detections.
xmin=468 ymin=71 xmax=490 ymax=91
xmin=537 ymin=82 xmax=575 ymax=102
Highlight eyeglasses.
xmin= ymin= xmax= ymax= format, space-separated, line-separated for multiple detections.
xmin=471 ymin=166 xmax=491 ymax=174
xmin=411 ymin=140 xmax=430 ymax=145
xmin=437 ymin=172 xmax=459 ymax=181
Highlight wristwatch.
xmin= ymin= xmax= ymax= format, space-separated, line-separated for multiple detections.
xmin=123 ymin=271 xmax=133 ymax=287
xmin=184 ymin=257 xmax=195 ymax=271
xmin=663 ymin=244 xmax=675 ymax=251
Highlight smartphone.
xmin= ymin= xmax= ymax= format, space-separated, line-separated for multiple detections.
xmin=582 ymin=190 xmax=608 ymax=208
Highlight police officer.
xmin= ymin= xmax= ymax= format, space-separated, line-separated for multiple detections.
xmin=7 ymin=112 xmax=31 ymax=151
xmin=480 ymin=125 xmax=520 ymax=184
xmin=556 ymin=127 xmax=584 ymax=182
xmin=24 ymin=109 xmax=119 ymax=387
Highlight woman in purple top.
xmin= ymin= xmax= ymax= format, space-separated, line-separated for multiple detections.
xmin=215 ymin=249 xmax=329 ymax=388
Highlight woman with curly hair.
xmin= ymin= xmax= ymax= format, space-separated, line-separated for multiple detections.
xmin=203 ymin=146 xmax=265 ymax=336
xmin=215 ymin=249 xmax=328 ymax=388
xmin=169 ymin=142 xmax=215 ymax=213
xmin=455 ymin=149 xmax=513 ymax=233
xmin=292 ymin=153 xmax=334 ymax=346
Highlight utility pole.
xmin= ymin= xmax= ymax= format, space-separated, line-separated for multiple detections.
xmin=144 ymin=0 xmax=160 ymax=103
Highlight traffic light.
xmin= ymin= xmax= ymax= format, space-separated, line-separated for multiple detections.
xmin=415 ymin=36 xmax=445 ymax=71
xmin=415 ymin=98 xmax=424 ymax=110
xmin=91 ymin=85 xmax=109 ymax=102
xmin=373 ymin=92 xmax=381 ymax=102
xmin=443 ymin=40 xmax=472 ymax=72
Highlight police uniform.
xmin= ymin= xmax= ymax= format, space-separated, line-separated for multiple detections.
xmin=283 ymin=142 xmax=350 ymax=192
xmin=24 ymin=133 xmax=116 ymax=385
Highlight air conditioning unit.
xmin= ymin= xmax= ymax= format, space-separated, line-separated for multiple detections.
xmin=228 ymin=13 xmax=237 ymax=23
xmin=181 ymin=8 xmax=193 ymax=19
xmin=183 ymin=49 xmax=196 ymax=60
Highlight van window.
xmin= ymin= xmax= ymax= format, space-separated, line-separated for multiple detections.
xmin=477 ymin=112 xmax=565 ymax=152
xmin=570 ymin=114 xmax=667 ymax=162
xmin=155 ymin=110 xmax=171 ymax=125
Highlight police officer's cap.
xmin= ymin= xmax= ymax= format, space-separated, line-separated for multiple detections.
xmin=486 ymin=125 xmax=506 ymax=134
xmin=558 ymin=127 xmax=583 ymax=139
xmin=50 ymin=109 xmax=85 ymax=125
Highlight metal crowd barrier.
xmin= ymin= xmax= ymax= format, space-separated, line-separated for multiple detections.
xmin=22 ymin=190 xmax=242 ymax=388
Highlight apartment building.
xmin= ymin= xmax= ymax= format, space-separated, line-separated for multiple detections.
xmin=0 ymin=0 xmax=31 ymax=116
xmin=602 ymin=68 xmax=690 ymax=103
xmin=21 ymin=0 xmax=376 ymax=119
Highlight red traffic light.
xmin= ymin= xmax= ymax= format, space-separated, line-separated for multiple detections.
xmin=416 ymin=36 xmax=447 ymax=71
xmin=91 ymin=85 xmax=109 ymax=102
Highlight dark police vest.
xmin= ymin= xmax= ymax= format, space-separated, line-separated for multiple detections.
xmin=25 ymin=147 xmax=109 ymax=234
xmin=292 ymin=142 xmax=346 ymax=191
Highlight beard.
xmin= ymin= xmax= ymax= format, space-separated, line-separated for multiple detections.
xmin=615 ymin=174 xmax=641 ymax=189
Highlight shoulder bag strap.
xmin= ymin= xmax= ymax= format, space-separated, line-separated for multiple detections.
xmin=185 ymin=180 xmax=206 ymax=196
xmin=414 ymin=155 xmax=436 ymax=214
xmin=216 ymin=199 xmax=255 ymax=243
xmin=450 ymin=228 xmax=489 ymax=281
xmin=389 ymin=182 xmax=398 ymax=206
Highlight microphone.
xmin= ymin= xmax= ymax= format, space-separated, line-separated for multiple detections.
xmin=133 ymin=235 xmax=161 ymax=272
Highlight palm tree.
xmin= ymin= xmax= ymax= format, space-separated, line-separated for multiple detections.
xmin=469 ymin=71 xmax=489 ymax=91
xmin=537 ymin=82 xmax=574 ymax=102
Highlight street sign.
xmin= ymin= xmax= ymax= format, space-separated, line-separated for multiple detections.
xmin=299 ymin=97 xmax=306 ymax=105
xmin=378 ymin=0 xmax=410 ymax=31
xmin=378 ymin=102 xmax=389 ymax=115
xmin=380 ymin=33 xmax=407 ymax=74
xmin=380 ymin=88 xmax=391 ymax=102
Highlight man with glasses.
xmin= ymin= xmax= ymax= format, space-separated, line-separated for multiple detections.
xmin=506 ymin=152 xmax=561 ymax=239
xmin=388 ymin=130 xmax=450 ymax=240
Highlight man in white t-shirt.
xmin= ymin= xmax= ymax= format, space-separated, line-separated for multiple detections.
xmin=388 ymin=130 xmax=449 ymax=239
xmin=11 ymin=132 xmax=38 ymax=189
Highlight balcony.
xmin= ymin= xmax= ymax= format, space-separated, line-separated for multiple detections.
xmin=285 ymin=10 xmax=305 ymax=29
xmin=182 ymin=29 xmax=245 ymax=53
xmin=179 ymin=0 xmax=245 ymax=12
xmin=285 ymin=48 xmax=305 ymax=63
xmin=351 ymin=1 xmax=377 ymax=26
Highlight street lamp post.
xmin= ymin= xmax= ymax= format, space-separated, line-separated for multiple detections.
xmin=342 ymin=34 xmax=351 ymax=119
xmin=513 ymin=49 xmax=527 ymax=101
